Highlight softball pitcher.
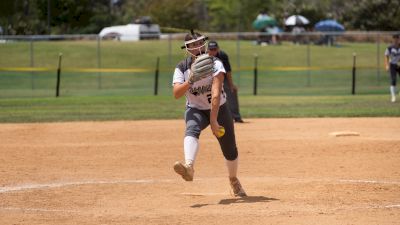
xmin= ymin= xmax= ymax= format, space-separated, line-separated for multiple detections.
xmin=172 ymin=30 xmax=246 ymax=197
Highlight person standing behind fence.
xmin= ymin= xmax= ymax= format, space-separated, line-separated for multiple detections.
xmin=384 ymin=34 xmax=400 ymax=103
xmin=208 ymin=41 xmax=244 ymax=123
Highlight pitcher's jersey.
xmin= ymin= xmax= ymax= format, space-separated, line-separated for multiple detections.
xmin=173 ymin=56 xmax=227 ymax=110
xmin=385 ymin=45 xmax=400 ymax=65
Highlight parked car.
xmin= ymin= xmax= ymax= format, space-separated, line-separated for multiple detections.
xmin=99 ymin=23 xmax=161 ymax=41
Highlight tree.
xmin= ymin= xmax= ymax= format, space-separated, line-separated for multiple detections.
xmin=36 ymin=0 xmax=114 ymax=34
xmin=2 ymin=0 xmax=400 ymax=34
xmin=147 ymin=0 xmax=203 ymax=31
xmin=0 ymin=0 xmax=46 ymax=35
xmin=343 ymin=0 xmax=400 ymax=31
xmin=118 ymin=0 xmax=154 ymax=24
xmin=206 ymin=0 xmax=283 ymax=32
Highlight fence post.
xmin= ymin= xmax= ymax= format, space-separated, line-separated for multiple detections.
xmin=30 ymin=37 xmax=35 ymax=90
xmin=97 ymin=35 xmax=102 ymax=89
xmin=376 ymin=33 xmax=381 ymax=85
xmin=168 ymin=34 xmax=172 ymax=68
xmin=253 ymin=54 xmax=258 ymax=96
xmin=236 ymin=33 xmax=241 ymax=88
xmin=168 ymin=34 xmax=173 ymax=86
xmin=56 ymin=53 xmax=63 ymax=97
xmin=306 ymin=37 xmax=311 ymax=87
xmin=154 ymin=57 xmax=160 ymax=95
xmin=352 ymin=52 xmax=356 ymax=95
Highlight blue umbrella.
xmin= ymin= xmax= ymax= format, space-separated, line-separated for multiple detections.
xmin=314 ymin=20 xmax=345 ymax=32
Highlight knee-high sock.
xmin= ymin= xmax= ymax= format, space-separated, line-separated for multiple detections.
xmin=390 ymin=85 xmax=396 ymax=97
xmin=184 ymin=136 xmax=199 ymax=166
xmin=226 ymin=158 xmax=238 ymax=178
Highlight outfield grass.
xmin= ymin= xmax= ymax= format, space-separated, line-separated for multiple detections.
xmin=0 ymin=39 xmax=384 ymax=68
xmin=1 ymin=39 xmax=396 ymax=122
xmin=0 ymin=95 xmax=398 ymax=123
xmin=0 ymin=39 xmax=389 ymax=98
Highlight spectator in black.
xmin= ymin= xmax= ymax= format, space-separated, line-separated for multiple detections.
xmin=208 ymin=41 xmax=244 ymax=123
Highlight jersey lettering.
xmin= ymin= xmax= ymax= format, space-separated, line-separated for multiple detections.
xmin=189 ymin=84 xmax=212 ymax=96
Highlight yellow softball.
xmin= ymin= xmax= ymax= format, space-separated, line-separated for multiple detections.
xmin=216 ymin=126 xmax=225 ymax=138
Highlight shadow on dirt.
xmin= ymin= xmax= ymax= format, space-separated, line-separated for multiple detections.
xmin=218 ymin=196 xmax=279 ymax=205
xmin=190 ymin=196 xmax=278 ymax=208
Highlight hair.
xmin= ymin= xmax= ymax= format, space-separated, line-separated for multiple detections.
xmin=184 ymin=30 xmax=203 ymax=42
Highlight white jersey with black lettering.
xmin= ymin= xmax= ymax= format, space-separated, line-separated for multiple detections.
xmin=173 ymin=57 xmax=226 ymax=110
xmin=385 ymin=45 xmax=400 ymax=65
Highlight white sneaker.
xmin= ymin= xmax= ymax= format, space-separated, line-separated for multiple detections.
xmin=391 ymin=96 xmax=396 ymax=103
xmin=229 ymin=177 xmax=247 ymax=197
xmin=173 ymin=161 xmax=194 ymax=181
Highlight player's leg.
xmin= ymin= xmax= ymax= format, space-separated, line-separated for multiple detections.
xmin=216 ymin=103 xmax=238 ymax=161
xmin=389 ymin=64 xmax=397 ymax=102
xmin=231 ymin=89 xmax=243 ymax=122
xmin=174 ymin=107 xmax=209 ymax=181
xmin=397 ymin=65 xmax=400 ymax=98
xmin=223 ymin=80 xmax=243 ymax=122
xmin=215 ymin=103 xmax=247 ymax=197
xmin=183 ymin=107 xmax=209 ymax=165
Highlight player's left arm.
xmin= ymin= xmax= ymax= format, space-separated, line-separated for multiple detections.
xmin=210 ymin=72 xmax=224 ymax=136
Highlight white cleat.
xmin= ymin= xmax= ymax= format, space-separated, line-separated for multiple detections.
xmin=391 ymin=96 xmax=396 ymax=103
xmin=229 ymin=177 xmax=247 ymax=197
xmin=173 ymin=161 xmax=194 ymax=181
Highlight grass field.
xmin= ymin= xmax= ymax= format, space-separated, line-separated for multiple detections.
xmin=0 ymin=38 xmax=397 ymax=123
xmin=0 ymin=95 xmax=399 ymax=123
xmin=0 ymin=39 xmax=389 ymax=98
xmin=0 ymin=39 xmax=385 ymax=69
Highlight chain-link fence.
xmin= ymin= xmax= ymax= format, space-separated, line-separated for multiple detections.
xmin=0 ymin=31 xmax=397 ymax=98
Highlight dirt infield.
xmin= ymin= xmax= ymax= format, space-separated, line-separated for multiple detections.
xmin=0 ymin=118 xmax=399 ymax=225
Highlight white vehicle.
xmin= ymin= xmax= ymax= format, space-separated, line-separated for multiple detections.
xmin=99 ymin=23 xmax=160 ymax=41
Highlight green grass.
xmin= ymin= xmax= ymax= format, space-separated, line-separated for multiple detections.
xmin=0 ymin=39 xmax=389 ymax=98
xmin=0 ymin=40 xmax=386 ymax=71
xmin=0 ymin=39 xmax=396 ymax=123
xmin=0 ymin=95 xmax=398 ymax=123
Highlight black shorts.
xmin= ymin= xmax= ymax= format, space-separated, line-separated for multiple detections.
xmin=184 ymin=103 xmax=238 ymax=161
xmin=389 ymin=63 xmax=400 ymax=86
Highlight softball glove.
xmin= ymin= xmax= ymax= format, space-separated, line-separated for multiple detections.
xmin=188 ymin=54 xmax=214 ymax=84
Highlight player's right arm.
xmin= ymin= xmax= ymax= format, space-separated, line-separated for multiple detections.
xmin=172 ymin=66 xmax=191 ymax=99
xmin=385 ymin=57 xmax=390 ymax=71
xmin=384 ymin=48 xmax=390 ymax=71
xmin=173 ymin=82 xmax=191 ymax=99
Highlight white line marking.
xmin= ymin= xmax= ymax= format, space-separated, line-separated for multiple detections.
xmin=339 ymin=179 xmax=400 ymax=185
xmin=0 ymin=207 xmax=79 ymax=213
xmin=180 ymin=192 xmax=227 ymax=196
xmin=0 ymin=179 xmax=173 ymax=194
xmin=327 ymin=204 xmax=400 ymax=213
xmin=0 ymin=177 xmax=398 ymax=194
xmin=384 ymin=204 xmax=400 ymax=208
xmin=197 ymin=177 xmax=400 ymax=185
xmin=1 ymin=204 xmax=398 ymax=215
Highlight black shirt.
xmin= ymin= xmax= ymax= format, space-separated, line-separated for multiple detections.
xmin=215 ymin=50 xmax=232 ymax=73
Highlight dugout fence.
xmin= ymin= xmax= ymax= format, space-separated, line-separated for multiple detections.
xmin=0 ymin=31 xmax=397 ymax=98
